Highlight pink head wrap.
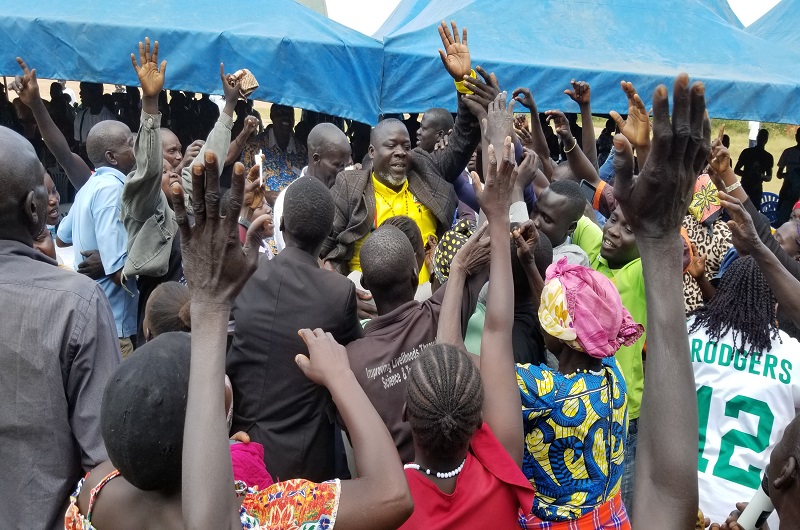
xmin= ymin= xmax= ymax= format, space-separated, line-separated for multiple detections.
xmin=538 ymin=258 xmax=644 ymax=359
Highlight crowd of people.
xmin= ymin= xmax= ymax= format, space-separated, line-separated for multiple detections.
xmin=2 ymin=19 xmax=800 ymax=530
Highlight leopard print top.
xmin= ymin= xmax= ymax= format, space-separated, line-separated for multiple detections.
xmin=682 ymin=215 xmax=732 ymax=313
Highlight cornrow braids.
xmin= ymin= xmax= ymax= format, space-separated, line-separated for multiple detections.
xmin=405 ymin=343 xmax=484 ymax=459
xmin=689 ymin=256 xmax=779 ymax=355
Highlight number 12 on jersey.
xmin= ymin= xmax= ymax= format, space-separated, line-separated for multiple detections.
xmin=697 ymin=385 xmax=775 ymax=490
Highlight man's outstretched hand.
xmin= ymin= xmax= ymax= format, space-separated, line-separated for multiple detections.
xmin=131 ymin=37 xmax=166 ymax=99
xmin=437 ymin=20 xmax=471 ymax=81
xmin=564 ymin=80 xmax=591 ymax=107
xmin=610 ymin=80 xmax=651 ymax=149
xmin=613 ymin=74 xmax=710 ymax=240
xmin=171 ymin=152 xmax=268 ymax=306
xmin=10 ymin=58 xmax=41 ymax=107
xmin=462 ymin=66 xmax=501 ymax=120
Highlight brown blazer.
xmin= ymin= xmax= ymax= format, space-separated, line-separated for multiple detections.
xmin=321 ymin=97 xmax=481 ymax=273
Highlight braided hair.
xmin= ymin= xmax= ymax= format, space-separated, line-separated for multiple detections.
xmin=405 ymin=344 xmax=484 ymax=459
xmin=689 ymin=255 xmax=778 ymax=355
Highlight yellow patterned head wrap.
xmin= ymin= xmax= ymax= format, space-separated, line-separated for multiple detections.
xmin=538 ymin=277 xmax=584 ymax=352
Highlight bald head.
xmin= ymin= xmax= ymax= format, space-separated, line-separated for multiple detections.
xmin=0 ymin=127 xmax=49 ymax=242
xmin=306 ymin=123 xmax=351 ymax=187
xmin=370 ymin=118 xmax=408 ymax=146
xmin=417 ymin=108 xmax=454 ymax=152
xmin=160 ymin=128 xmax=182 ymax=170
xmin=307 ymin=123 xmax=349 ymax=156
xmin=360 ymin=224 xmax=418 ymax=304
xmin=87 ymin=120 xmax=135 ymax=172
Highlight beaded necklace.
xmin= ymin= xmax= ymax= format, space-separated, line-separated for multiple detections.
xmin=373 ymin=185 xmax=410 ymax=217
xmin=404 ymin=458 xmax=466 ymax=479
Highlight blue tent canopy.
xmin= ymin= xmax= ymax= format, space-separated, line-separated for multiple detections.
xmin=0 ymin=0 xmax=384 ymax=124
xmin=748 ymin=0 xmax=800 ymax=49
xmin=379 ymin=0 xmax=800 ymax=123
xmin=701 ymin=0 xmax=743 ymax=29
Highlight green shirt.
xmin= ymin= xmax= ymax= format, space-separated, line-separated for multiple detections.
xmin=573 ymin=216 xmax=646 ymax=420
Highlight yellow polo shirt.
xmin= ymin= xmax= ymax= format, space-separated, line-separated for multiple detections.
xmin=349 ymin=174 xmax=438 ymax=284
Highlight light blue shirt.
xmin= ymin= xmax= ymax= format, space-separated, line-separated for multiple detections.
xmin=58 ymin=167 xmax=138 ymax=337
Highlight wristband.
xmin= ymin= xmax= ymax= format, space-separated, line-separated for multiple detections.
xmin=563 ymin=139 xmax=578 ymax=154
xmin=454 ymin=69 xmax=477 ymax=94
xmin=725 ymin=181 xmax=742 ymax=193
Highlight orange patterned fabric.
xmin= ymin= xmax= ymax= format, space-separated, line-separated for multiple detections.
xmin=240 ymin=478 xmax=340 ymax=529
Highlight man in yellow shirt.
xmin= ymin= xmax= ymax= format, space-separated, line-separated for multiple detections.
xmin=321 ymin=22 xmax=496 ymax=277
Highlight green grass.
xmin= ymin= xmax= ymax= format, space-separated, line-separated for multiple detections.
xmin=591 ymin=117 xmax=798 ymax=193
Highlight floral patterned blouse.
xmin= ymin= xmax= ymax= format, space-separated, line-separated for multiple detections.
xmin=65 ymin=470 xmax=340 ymax=530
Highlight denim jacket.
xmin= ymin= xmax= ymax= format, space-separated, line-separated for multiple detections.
xmin=120 ymin=111 xmax=233 ymax=279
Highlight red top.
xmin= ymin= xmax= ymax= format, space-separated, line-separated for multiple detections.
xmin=400 ymin=423 xmax=535 ymax=530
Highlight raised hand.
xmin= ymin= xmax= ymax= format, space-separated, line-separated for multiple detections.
xmin=482 ymin=91 xmax=516 ymax=150
xmin=512 ymin=219 xmax=539 ymax=268
xmin=433 ymin=131 xmax=451 ymax=152
xmin=462 ymin=66 xmax=501 ymax=120
xmin=707 ymin=126 xmax=731 ymax=177
xmin=564 ymin=79 xmax=591 ymax=106
xmin=220 ymin=63 xmax=242 ymax=103
xmin=10 ymin=58 xmax=40 ymax=106
xmin=610 ymin=80 xmax=651 ymax=149
xmin=171 ymin=152 xmax=268 ymax=305
xmin=545 ymin=110 xmax=572 ymax=140
xmin=243 ymin=115 xmax=259 ymax=136
xmin=177 ymin=139 xmax=205 ymax=173
xmin=294 ymin=328 xmax=352 ymax=388
xmin=244 ymin=164 xmax=266 ymax=210
xmin=512 ymin=87 xmax=537 ymax=111
xmin=451 ymin=222 xmax=491 ymax=276
xmin=718 ymin=191 xmax=763 ymax=256
xmin=613 ymin=74 xmax=710 ymax=239
xmin=515 ymin=148 xmax=539 ymax=190
xmin=437 ymin=20 xmax=471 ymax=81
xmin=515 ymin=124 xmax=535 ymax=149
xmin=130 ymin=37 xmax=166 ymax=98
xmin=474 ymin=137 xmax=517 ymax=220
xmin=687 ymin=243 xmax=707 ymax=280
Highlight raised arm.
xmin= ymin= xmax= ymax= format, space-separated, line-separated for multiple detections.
xmin=295 ymin=330 xmax=413 ymax=529
xmin=175 ymin=151 xmax=412 ymax=529
xmin=11 ymin=58 xmax=92 ymax=189
xmin=473 ymin=91 xmax=524 ymax=466
xmin=436 ymin=222 xmax=490 ymax=348
xmin=513 ymin=87 xmax=553 ymax=181
xmin=722 ymin=191 xmax=800 ymax=327
xmin=512 ymin=219 xmax=545 ymax=300
xmin=121 ymin=38 xmax=165 ymax=223
xmin=424 ymin=21 xmax=483 ymax=183
xmin=564 ymin=80 xmax=598 ymax=169
xmin=546 ymin=109 xmax=599 ymax=185
xmin=707 ymin=135 xmax=800 ymax=280
xmin=613 ymin=74 xmax=710 ymax=529
xmin=225 ymin=115 xmax=259 ymax=166
xmin=174 ymin=154 xmax=268 ymax=530
xmin=180 ymin=64 xmax=240 ymax=211
xmin=610 ymin=80 xmax=651 ymax=170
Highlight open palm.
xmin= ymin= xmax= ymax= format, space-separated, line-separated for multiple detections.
xmin=610 ymin=81 xmax=650 ymax=149
xmin=131 ymin=37 xmax=166 ymax=98
xmin=437 ymin=21 xmax=471 ymax=81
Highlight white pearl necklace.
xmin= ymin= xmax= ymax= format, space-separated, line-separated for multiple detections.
xmin=404 ymin=458 xmax=466 ymax=479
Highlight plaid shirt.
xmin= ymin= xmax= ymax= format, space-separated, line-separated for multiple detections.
xmin=321 ymin=97 xmax=480 ymax=272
